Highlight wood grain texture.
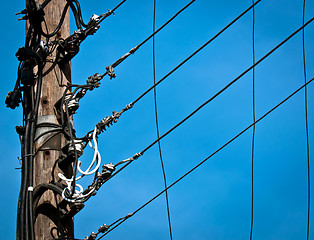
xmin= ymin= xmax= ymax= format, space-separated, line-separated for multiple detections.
xmin=32 ymin=1 xmax=73 ymax=239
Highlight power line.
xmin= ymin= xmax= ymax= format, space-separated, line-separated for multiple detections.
xmin=84 ymin=0 xmax=262 ymax=184
xmin=107 ymin=6 xmax=314 ymax=184
xmin=98 ymin=76 xmax=314 ymax=239
xmin=97 ymin=0 xmax=197 ymax=80
xmin=250 ymin=0 xmax=256 ymax=239
xmin=132 ymin=0 xmax=261 ymax=106
xmin=138 ymin=15 xmax=314 ymax=157
xmin=152 ymin=0 xmax=173 ymax=239
xmin=302 ymin=1 xmax=311 ymax=239
xmin=94 ymin=18 xmax=314 ymax=238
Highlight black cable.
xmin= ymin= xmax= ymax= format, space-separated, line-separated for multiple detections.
xmin=41 ymin=0 xmax=51 ymax=9
xmin=40 ymin=0 xmax=87 ymax=38
xmin=250 ymin=1 xmax=256 ymax=239
xmin=71 ymin=0 xmax=88 ymax=27
xmin=98 ymin=76 xmax=314 ymax=239
xmin=15 ymin=43 xmax=44 ymax=240
xmin=152 ymin=0 xmax=173 ymax=239
xmin=40 ymin=2 xmax=71 ymax=38
xmin=27 ymin=87 xmax=35 ymax=240
xmin=302 ymin=1 xmax=311 ymax=240
xmin=41 ymin=0 xmax=87 ymax=28
xmin=16 ymin=3 xmax=45 ymax=238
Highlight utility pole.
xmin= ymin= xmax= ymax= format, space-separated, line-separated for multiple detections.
xmin=8 ymin=1 xmax=123 ymax=239
xmin=31 ymin=0 xmax=73 ymax=239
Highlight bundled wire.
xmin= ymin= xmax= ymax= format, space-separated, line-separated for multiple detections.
xmin=11 ymin=0 xmax=127 ymax=239
xmin=152 ymin=0 xmax=173 ymax=239
xmin=85 ymin=0 xmax=262 ymax=183
xmin=16 ymin=41 xmax=44 ymax=240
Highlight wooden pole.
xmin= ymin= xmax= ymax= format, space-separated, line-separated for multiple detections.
xmin=31 ymin=1 xmax=74 ymax=239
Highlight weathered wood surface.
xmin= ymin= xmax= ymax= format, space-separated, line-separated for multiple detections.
xmin=32 ymin=1 xmax=73 ymax=239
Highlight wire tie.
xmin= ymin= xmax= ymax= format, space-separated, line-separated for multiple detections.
xmin=108 ymin=9 xmax=115 ymax=16
xmin=28 ymin=186 xmax=34 ymax=192
xmin=22 ymin=153 xmax=35 ymax=159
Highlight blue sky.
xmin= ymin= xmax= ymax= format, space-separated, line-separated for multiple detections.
xmin=1 ymin=0 xmax=314 ymax=239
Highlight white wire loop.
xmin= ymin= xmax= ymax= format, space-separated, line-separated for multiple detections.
xmin=59 ymin=127 xmax=102 ymax=202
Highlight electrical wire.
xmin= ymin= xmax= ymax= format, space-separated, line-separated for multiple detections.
xmin=98 ymin=0 xmax=127 ymax=25
xmin=15 ymin=1 xmax=63 ymax=238
xmin=250 ymin=1 xmax=256 ymax=239
xmin=140 ymin=15 xmax=314 ymax=153
xmin=132 ymin=0 xmax=261 ymax=106
xmin=95 ymin=0 xmax=197 ymax=80
xmin=98 ymin=76 xmax=314 ymax=239
xmin=13 ymin=0 xmax=313 ymax=239
xmin=107 ymin=14 xmax=314 ymax=186
xmin=302 ymin=1 xmax=311 ymax=239
xmin=152 ymin=0 xmax=173 ymax=239
xmin=87 ymin=0 xmax=261 ymax=151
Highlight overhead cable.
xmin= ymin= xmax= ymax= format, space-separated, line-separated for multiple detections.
xmin=303 ymin=1 xmax=311 ymax=240
xmin=250 ymin=0 xmax=256 ymax=239
xmin=88 ymin=0 xmax=196 ymax=80
xmin=97 ymin=76 xmax=314 ymax=239
xmin=106 ymin=14 xmax=314 ymax=184
xmin=87 ymin=0 xmax=261 ymax=143
xmin=152 ymin=0 xmax=173 ymax=239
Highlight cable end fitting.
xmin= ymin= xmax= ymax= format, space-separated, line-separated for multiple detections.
xmin=106 ymin=65 xmax=116 ymax=79
xmin=132 ymin=152 xmax=142 ymax=160
xmin=84 ymin=232 xmax=97 ymax=240
xmin=15 ymin=9 xmax=27 ymax=15
xmin=98 ymin=224 xmax=109 ymax=233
